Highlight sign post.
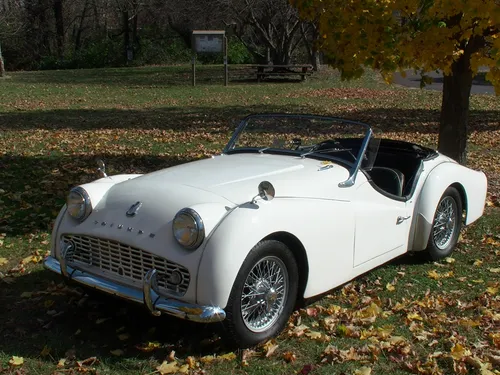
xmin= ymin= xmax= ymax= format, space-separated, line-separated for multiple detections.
xmin=223 ymin=35 xmax=228 ymax=86
xmin=192 ymin=30 xmax=227 ymax=87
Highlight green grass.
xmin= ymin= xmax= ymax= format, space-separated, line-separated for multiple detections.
xmin=0 ymin=65 xmax=499 ymax=375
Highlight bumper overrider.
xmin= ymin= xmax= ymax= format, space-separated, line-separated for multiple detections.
xmin=44 ymin=255 xmax=226 ymax=323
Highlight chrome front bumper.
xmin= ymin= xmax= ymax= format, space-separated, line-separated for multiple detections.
xmin=44 ymin=256 xmax=226 ymax=323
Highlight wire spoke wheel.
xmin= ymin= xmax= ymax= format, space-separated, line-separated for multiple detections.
xmin=432 ymin=196 xmax=457 ymax=250
xmin=225 ymin=240 xmax=298 ymax=347
xmin=240 ymin=256 xmax=288 ymax=333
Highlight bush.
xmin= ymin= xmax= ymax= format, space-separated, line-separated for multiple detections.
xmin=137 ymin=37 xmax=191 ymax=65
xmin=227 ymin=38 xmax=253 ymax=64
xmin=38 ymin=39 xmax=122 ymax=70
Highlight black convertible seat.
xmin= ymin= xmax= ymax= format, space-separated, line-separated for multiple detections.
xmin=367 ymin=167 xmax=405 ymax=196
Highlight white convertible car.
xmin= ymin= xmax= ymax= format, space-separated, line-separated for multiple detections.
xmin=44 ymin=114 xmax=487 ymax=347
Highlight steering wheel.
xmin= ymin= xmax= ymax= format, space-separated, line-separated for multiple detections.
xmin=318 ymin=140 xmax=357 ymax=162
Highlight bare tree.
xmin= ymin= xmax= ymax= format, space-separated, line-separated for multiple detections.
xmin=219 ymin=0 xmax=304 ymax=65
xmin=300 ymin=19 xmax=321 ymax=71
xmin=151 ymin=0 xmax=224 ymax=47
xmin=0 ymin=0 xmax=25 ymax=76
xmin=112 ymin=0 xmax=150 ymax=62
xmin=53 ymin=0 xmax=64 ymax=58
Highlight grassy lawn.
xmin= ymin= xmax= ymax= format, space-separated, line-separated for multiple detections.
xmin=0 ymin=65 xmax=499 ymax=375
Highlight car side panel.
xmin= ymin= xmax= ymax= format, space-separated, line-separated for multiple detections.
xmin=196 ymin=198 xmax=355 ymax=308
xmin=410 ymin=161 xmax=487 ymax=251
xmin=353 ymin=179 xmax=410 ymax=267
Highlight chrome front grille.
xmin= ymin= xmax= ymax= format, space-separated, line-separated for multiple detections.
xmin=62 ymin=234 xmax=190 ymax=296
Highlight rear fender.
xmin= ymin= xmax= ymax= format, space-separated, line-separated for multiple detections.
xmin=410 ymin=162 xmax=487 ymax=251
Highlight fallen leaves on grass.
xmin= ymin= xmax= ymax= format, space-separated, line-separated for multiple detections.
xmin=157 ymin=361 xmax=181 ymax=375
xmin=286 ymin=88 xmax=398 ymax=99
xmin=354 ymin=367 xmax=372 ymax=375
xmin=110 ymin=349 xmax=124 ymax=357
xmin=262 ymin=340 xmax=279 ymax=358
xmin=428 ymin=269 xmax=454 ymax=279
xmin=8 ymin=356 xmax=24 ymax=366
xmin=0 ymin=68 xmax=499 ymax=375
xmin=135 ymin=341 xmax=162 ymax=352
xmin=283 ymin=351 xmax=297 ymax=363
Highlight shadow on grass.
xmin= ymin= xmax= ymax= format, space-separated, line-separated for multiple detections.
xmin=1 ymin=104 xmax=499 ymax=236
xmin=0 ymin=246 xmax=432 ymax=366
xmin=1 ymin=105 xmax=499 ymax=133
xmin=0 ymin=154 xmax=199 ymax=236
xmin=0 ymin=269 xmax=230 ymax=365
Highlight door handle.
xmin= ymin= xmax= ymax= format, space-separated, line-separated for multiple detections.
xmin=396 ymin=216 xmax=411 ymax=225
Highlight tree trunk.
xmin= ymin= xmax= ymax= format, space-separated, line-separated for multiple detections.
xmin=312 ymin=48 xmax=320 ymax=71
xmin=38 ymin=3 xmax=51 ymax=57
xmin=132 ymin=11 xmax=139 ymax=50
xmin=0 ymin=43 xmax=5 ymax=77
xmin=75 ymin=0 xmax=89 ymax=53
xmin=123 ymin=10 xmax=130 ymax=62
xmin=438 ymin=55 xmax=473 ymax=165
xmin=53 ymin=0 xmax=64 ymax=59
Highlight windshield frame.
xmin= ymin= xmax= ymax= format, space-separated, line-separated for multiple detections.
xmin=223 ymin=113 xmax=376 ymax=188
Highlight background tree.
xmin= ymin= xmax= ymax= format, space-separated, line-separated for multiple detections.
xmin=300 ymin=18 xmax=321 ymax=71
xmin=292 ymin=0 xmax=500 ymax=164
xmin=0 ymin=0 xmax=25 ymax=76
xmin=0 ymin=0 xmax=317 ymax=70
xmin=219 ymin=0 xmax=304 ymax=65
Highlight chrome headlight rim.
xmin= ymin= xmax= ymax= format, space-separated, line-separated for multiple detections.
xmin=67 ymin=186 xmax=92 ymax=222
xmin=173 ymin=208 xmax=205 ymax=250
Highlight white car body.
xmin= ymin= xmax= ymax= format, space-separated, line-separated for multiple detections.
xmin=45 ymin=114 xmax=487 ymax=345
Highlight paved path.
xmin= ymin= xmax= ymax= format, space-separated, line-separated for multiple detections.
xmin=393 ymin=70 xmax=495 ymax=95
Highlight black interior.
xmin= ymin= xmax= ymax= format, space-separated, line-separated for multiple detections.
xmin=317 ymin=138 xmax=437 ymax=200
xmin=367 ymin=167 xmax=405 ymax=196
xmin=367 ymin=139 xmax=437 ymax=199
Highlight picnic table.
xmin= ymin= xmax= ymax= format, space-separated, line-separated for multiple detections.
xmin=251 ymin=64 xmax=313 ymax=82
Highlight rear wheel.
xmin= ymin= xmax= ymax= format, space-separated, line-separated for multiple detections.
xmin=425 ymin=187 xmax=462 ymax=260
xmin=224 ymin=240 xmax=298 ymax=348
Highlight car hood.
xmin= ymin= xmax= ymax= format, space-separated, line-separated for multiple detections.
xmin=107 ymin=153 xmax=351 ymax=205
xmin=64 ymin=153 xmax=350 ymax=265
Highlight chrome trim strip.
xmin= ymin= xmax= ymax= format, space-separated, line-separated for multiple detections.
xmin=44 ymin=256 xmax=226 ymax=323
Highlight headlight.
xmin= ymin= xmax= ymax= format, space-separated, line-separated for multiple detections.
xmin=67 ymin=187 xmax=92 ymax=222
xmin=172 ymin=208 xmax=205 ymax=250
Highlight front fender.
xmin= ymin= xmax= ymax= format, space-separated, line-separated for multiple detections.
xmin=79 ymin=174 xmax=141 ymax=208
xmin=411 ymin=162 xmax=487 ymax=251
xmin=196 ymin=198 xmax=354 ymax=308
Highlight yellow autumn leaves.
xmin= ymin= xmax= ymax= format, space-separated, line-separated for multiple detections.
xmin=292 ymin=0 xmax=500 ymax=91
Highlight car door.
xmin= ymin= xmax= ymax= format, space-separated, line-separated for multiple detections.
xmin=352 ymin=176 xmax=411 ymax=267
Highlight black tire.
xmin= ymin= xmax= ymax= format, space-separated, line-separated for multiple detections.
xmin=224 ymin=240 xmax=299 ymax=348
xmin=425 ymin=186 xmax=462 ymax=261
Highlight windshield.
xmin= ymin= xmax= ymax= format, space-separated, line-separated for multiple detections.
xmin=224 ymin=114 xmax=379 ymax=173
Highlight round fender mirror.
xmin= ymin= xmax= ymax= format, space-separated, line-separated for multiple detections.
xmin=258 ymin=181 xmax=275 ymax=201
xmin=97 ymin=159 xmax=107 ymax=177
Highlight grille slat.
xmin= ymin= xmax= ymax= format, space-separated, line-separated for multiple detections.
xmin=63 ymin=234 xmax=190 ymax=296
